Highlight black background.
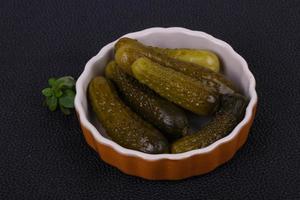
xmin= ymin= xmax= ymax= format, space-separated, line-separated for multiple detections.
xmin=1 ymin=0 xmax=299 ymax=199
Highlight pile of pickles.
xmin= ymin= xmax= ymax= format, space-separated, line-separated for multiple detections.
xmin=88 ymin=38 xmax=248 ymax=154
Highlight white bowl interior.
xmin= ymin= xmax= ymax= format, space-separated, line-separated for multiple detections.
xmin=75 ymin=27 xmax=257 ymax=160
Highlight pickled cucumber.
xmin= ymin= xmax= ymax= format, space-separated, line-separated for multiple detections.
xmin=88 ymin=76 xmax=169 ymax=154
xmin=115 ymin=37 xmax=237 ymax=94
xmin=171 ymin=94 xmax=248 ymax=153
xmin=105 ymin=61 xmax=188 ymax=139
xmin=131 ymin=57 xmax=219 ymax=116
xmin=150 ymin=47 xmax=220 ymax=72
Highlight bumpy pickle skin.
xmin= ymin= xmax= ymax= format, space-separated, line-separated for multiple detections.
xmin=131 ymin=57 xmax=219 ymax=116
xmin=114 ymin=37 xmax=237 ymax=94
xmin=150 ymin=47 xmax=220 ymax=73
xmin=88 ymin=76 xmax=169 ymax=154
xmin=105 ymin=61 xmax=189 ymax=139
xmin=171 ymin=94 xmax=248 ymax=153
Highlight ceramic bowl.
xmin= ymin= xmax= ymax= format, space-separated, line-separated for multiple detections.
xmin=75 ymin=27 xmax=257 ymax=180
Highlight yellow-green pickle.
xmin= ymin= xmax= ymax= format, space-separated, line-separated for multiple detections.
xmin=115 ymin=38 xmax=237 ymax=94
xmin=105 ymin=61 xmax=189 ymax=139
xmin=88 ymin=76 xmax=169 ymax=154
xmin=131 ymin=57 xmax=219 ymax=116
xmin=171 ymin=94 xmax=248 ymax=153
xmin=150 ymin=47 xmax=220 ymax=72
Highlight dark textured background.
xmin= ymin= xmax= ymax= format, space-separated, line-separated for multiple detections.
xmin=1 ymin=0 xmax=299 ymax=199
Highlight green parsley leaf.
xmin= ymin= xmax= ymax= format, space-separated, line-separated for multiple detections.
xmin=60 ymin=105 xmax=71 ymax=115
xmin=56 ymin=76 xmax=75 ymax=89
xmin=48 ymin=78 xmax=57 ymax=87
xmin=46 ymin=95 xmax=58 ymax=111
xmin=59 ymin=93 xmax=75 ymax=108
xmin=42 ymin=76 xmax=76 ymax=114
xmin=53 ymin=89 xmax=63 ymax=98
xmin=64 ymin=88 xmax=75 ymax=96
xmin=42 ymin=88 xmax=53 ymax=97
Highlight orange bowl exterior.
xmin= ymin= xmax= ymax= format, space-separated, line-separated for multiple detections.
xmin=77 ymin=104 xmax=257 ymax=180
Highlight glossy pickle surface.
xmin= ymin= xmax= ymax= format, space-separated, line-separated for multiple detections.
xmin=171 ymin=94 xmax=248 ymax=153
xmin=105 ymin=61 xmax=189 ymax=139
xmin=131 ymin=57 xmax=219 ymax=116
xmin=115 ymin=38 xmax=237 ymax=94
xmin=150 ymin=47 xmax=220 ymax=72
xmin=88 ymin=76 xmax=169 ymax=154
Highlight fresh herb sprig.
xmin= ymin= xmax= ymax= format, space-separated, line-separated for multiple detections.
xmin=42 ymin=76 xmax=76 ymax=115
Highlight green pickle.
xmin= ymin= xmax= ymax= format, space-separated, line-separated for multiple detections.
xmin=105 ymin=61 xmax=189 ymax=139
xmin=115 ymin=37 xmax=237 ymax=94
xmin=150 ymin=47 xmax=220 ymax=72
xmin=131 ymin=57 xmax=219 ymax=116
xmin=88 ymin=76 xmax=169 ymax=154
xmin=171 ymin=94 xmax=248 ymax=153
